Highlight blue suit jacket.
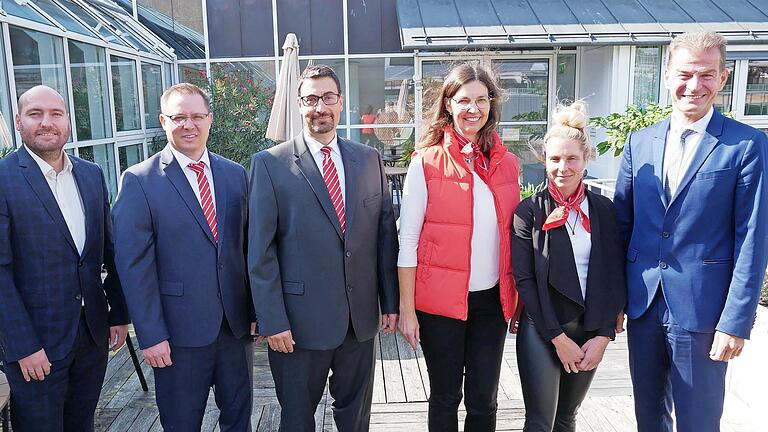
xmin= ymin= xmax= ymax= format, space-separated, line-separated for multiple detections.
xmin=614 ymin=110 xmax=768 ymax=338
xmin=0 ymin=146 xmax=130 ymax=362
xmin=112 ymin=146 xmax=252 ymax=349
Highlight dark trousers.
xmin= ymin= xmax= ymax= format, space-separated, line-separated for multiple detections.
xmin=516 ymin=315 xmax=597 ymax=432
xmin=417 ymin=286 xmax=507 ymax=432
xmin=269 ymin=324 xmax=376 ymax=432
xmin=5 ymin=312 xmax=108 ymax=432
xmin=154 ymin=319 xmax=253 ymax=431
xmin=628 ymin=291 xmax=727 ymax=432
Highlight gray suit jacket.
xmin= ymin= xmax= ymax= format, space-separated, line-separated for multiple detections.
xmin=248 ymin=134 xmax=399 ymax=350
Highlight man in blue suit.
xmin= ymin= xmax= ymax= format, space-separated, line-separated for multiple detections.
xmin=0 ymin=85 xmax=130 ymax=431
xmin=113 ymin=83 xmax=255 ymax=431
xmin=614 ymin=31 xmax=768 ymax=432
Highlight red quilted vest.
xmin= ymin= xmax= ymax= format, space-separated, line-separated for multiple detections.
xmin=414 ymin=132 xmax=522 ymax=321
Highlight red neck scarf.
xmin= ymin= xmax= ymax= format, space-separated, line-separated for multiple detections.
xmin=542 ymin=181 xmax=591 ymax=233
xmin=448 ymin=125 xmax=489 ymax=175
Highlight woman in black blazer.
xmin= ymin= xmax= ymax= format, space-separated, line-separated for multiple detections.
xmin=511 ymin=101 xmax=626 ymax=432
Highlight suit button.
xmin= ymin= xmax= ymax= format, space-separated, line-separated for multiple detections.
xmin=346 ymin=285 xmax=352 ymax=292
xmin=662 ymin=232 xmax=670 ymax=238
xmin=345 ymin=251 xmax=351 ymax=258
xmin=75 ymin=293 xmax=82 ymax=301
xmin=218 ymin=263 xmax=224 ymax=270
xmin=660 ymin=261 xmax=668 ymax=269
xmin=78 ymin=261 xmax=84 ymax=267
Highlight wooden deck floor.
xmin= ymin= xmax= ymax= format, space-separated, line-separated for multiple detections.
xmin=89 ymin=328 xmax=757 ymax=432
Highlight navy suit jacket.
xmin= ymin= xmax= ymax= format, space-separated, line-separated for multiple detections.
xmin=614 ymin=110 xmax=768 ymax=338
xmin=0 ymin=146 xmax=130 ymax=363
xmin=112 ymin=146 xmax=251 ymax=349
xmin=248 ymin=135 xmax=399 ymax=350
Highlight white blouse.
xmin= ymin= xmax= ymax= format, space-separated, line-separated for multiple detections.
xmin=564 ymin=199 xmax=591 ymax=300
xmin=397 ymin=153 xmax=500 ymax=291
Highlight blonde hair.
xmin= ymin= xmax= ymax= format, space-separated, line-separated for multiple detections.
xmin=668 ymin=31 xmax=727 ymax=71
xmin=541 ymin=100 xmax=595 ymax=160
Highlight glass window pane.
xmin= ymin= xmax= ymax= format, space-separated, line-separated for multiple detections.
xmin=118 ymin=143 xmax=144 ymax=172
xmin=714 ymin=60 xmax=735 ymax=113
xmin=111 ymin=55 xmax=141 ymax=131
xmin=92 ymin=7 xmax=151 ymax=52
xmin=632 ymin=47 xmax=661 ymax=108
xmin=348 ymin=57 xmax=414 ymax=126
xmin=495 ymin=59 xmax=550 ymax=122
xmin=0 ymin=0 xmax=53 ymax=26
xmin=350 ymin=126 xmax=414 ymax=157
xmin=556 ymin=53 xmax=577 ymax=103
xmin=745 ymin=60 xmax=768 ymax=116
xmin=9 ymin=26 xmax=69 ymax=106
xmin=78 ymin=143 xmax=117 ymax=201
xmin=179 ymin=63 xmax=208 ymax=86
xmin=69 ymin=41 xmax=111 ymax=141
xmin=499 ymin=123 xmax=547 ymax=185
xmin=57 ymin=0 xmax=130 ymax=47
xmin=148 ymin=135 xmax=167 ymax=156
xmin=0 ymin=34 xmax=13 ymax=148
xmin=278 ymin=0 xmax=343 ymax=56
xmin=34 ymin=0 xmax=94 ymax=37
xmin=142 ymin=63 xmax=163 ymax=129
xmin=137 ymin=0 xmax=205 ymax=59
xmin=164 ymin=63 xmax=173 ymax=88
xmin=420 ymin=60 xmax=453 ymax=125
xmin=298 ymin=59 xmax=346 ymax=124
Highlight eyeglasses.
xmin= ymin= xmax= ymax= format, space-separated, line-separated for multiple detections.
xmin=299 ymin=92 xmax=341 ymax=107
xmin=449 ymin=96 xmax=492 ymax=110
xmin=162 ymin=113 xmax=211 ymax=125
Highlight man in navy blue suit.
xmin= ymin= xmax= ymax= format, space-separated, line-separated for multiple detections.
xmin=614 ymin=31 xmax=768 ymax=431
xmin=112 ymin=83 xmax=255 ymax=431
xmin=0 ymin=85 xmax=130 ymax=431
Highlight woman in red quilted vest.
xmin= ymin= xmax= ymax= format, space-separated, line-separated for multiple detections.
xmin=397 ymin=62 xmax=521 ymax=432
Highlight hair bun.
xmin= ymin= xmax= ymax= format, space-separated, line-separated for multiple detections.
xmin=551 ymin=100 xmax=588 ymax=130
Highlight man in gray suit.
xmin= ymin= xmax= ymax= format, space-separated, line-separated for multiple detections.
xmin=248 ymin=64 xmax=399 ymax=431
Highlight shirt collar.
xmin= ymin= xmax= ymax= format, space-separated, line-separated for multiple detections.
xmin=304 ymin=132 xmax=340 ymax=157
xmin=24 ymin=144 xmax=73 ymax=177
xmin=671 ymin=107 xmax=714 ymax=136
xmin=169 ymin=145 xmax=211 ymax=169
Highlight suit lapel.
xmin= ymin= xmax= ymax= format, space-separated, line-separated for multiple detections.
xmin=652 ymin=119 xmax=670 ymax=208
xmin=209 ymin=152 xmax=228 ymax=254
xmin=292 ymin=135 xmax=344 ymax=241
xmin=669 ymin=111 xmax=724 ymax=206
xmin=71 ymin=158 xmax=98 ymax=256
xmin=545 ymin=193 xmax=585 ymax=307
xmin=17 ymin=147 xmax=77 ymax=253
xmin=160 ymin=147 xmax=217 ymax=246
xmin=339 ymin=137 xmax=359 ymax=235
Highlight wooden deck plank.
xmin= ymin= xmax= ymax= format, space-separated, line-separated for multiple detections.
xmin=91 ymin=326 xmax=752 ymax=431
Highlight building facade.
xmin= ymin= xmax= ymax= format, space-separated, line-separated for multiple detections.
xmin=2 ymin=0 xmax=768 ymax=186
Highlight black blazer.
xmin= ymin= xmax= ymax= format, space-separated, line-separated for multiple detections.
xmin=512 ymin=189 xmax=626 ymax=341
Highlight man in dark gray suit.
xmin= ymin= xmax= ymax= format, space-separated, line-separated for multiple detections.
xmin=248 ymin=64 xmax=399 ymax=432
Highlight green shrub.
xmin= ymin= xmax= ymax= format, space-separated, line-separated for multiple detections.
xmin=590 ymin=104 xmax=673 ymax=157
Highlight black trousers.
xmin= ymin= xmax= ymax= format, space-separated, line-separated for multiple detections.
xmin=516 ymin=315 xmax=597 ymax=432
xmin=417 ymin=286 xmax=507 ymax=432
xmin=154 ymin=318 xmax=253 ymax=431
xmin=5 ymin=312 xmax=108 ymax=432
xmin=269 ymin=324 xmax=376 ymax=432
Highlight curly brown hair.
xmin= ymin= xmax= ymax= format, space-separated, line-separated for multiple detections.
xmin=418 ymin=62 xmax=504 ymax=153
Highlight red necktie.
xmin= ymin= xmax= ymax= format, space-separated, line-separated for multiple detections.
xmin=320 ymin=146 xmax=346 ymax=234
xmin=187 ymin=161 xmax=218 ymax=241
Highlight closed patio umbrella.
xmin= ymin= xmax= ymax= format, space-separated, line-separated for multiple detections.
xmin=266 ymin=33 xmax=302 ymax=142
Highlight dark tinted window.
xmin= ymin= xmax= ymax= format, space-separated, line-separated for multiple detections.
xmin=348 ymin=0 xmax=404 ymax=54
xmin=207 ymin=0 xmax=274 ymax=58
xmin=278 ymin=0 xmax=343 ymax=55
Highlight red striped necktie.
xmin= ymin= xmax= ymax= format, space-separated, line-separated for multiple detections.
xmin=187 ymin=161 xmax=218 ymax=241
xmin=320 ymin=146 xmax=346 ymax=234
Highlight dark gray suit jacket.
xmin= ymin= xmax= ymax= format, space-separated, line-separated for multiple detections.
xmin=248 ymin=134 xmax=399 ymax=350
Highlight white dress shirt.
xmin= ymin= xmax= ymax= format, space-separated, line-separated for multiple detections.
xmin=564 ymin=200 xmax=591 ymax=300
xmin=304 ymin=132 xmax=346 ymax=204
xmin=663 ymin=107 xmax=714 ymax=197
xmin=169 ymin=146 xmax=217 ymax=211
xmin=26 ymin=145 xmax=86 ymax=255
xmin=398 ymin=152 xmax=500 ymax=292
